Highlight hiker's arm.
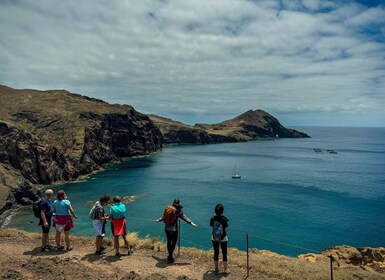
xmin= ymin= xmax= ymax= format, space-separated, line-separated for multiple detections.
xmin=180 ymin=212 xmax=197 ymax=227
xmin=40 ymin=206 xmax=48 ymax=227
xmin=68 ymin=204 xmax=77 ymax=219
xmin=98 ymin=210 xmax=107 ymax=221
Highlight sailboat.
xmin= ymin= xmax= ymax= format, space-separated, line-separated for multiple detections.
xmin=232 ymin=164 xmax=241 ymax=179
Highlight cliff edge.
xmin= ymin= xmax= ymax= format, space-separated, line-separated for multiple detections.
xmin=0 ymin=85 xmax=163 ymax=213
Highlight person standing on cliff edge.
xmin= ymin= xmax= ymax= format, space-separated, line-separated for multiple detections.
xmin=156 ymin=198 xmax=197 ymax=263
xmin=39 ymin=189 xmax=54 ymax=252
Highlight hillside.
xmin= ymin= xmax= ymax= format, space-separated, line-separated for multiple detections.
xmin=0 ymin=229 xmax=384 ymax=280
xmin=149 ymin=110 xmax=309 ymax=144
xmin=0 ymin=85 xmax=163 ymax=214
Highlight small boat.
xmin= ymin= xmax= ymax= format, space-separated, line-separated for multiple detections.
xmin=232 ymin=164 xmax=241 ymax=179
xmin=326 ymin=149 xmax=338 ymax=154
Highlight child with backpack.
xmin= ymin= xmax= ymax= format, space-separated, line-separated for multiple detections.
xmin=210 ymin=203 xmax=229 ymax=275
xmin=156 ymin=198 xmax=197 ymax=263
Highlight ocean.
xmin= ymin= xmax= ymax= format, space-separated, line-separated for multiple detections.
xmin=6 ymin=127 xmax=385 ymax=256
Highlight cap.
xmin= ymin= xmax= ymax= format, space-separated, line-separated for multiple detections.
xmin=57 ymin=190 xmax=66 ymax=196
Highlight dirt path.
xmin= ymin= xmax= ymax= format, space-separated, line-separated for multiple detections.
xmin=0 ymin=233 xmax=250 ymax=280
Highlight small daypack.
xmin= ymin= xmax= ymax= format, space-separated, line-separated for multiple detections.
xmin=32 ymin=198 xmax=42 ymax=218
xmin=162 ymin=205 xmax=177 ymax=225
xmin=212 ymin=220 xmax=224 ymax=241
xmin=89 ymin=201 xmax=99 ymax=219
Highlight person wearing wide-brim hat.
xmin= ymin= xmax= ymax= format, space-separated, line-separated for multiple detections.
xmin=156 ymin=198 xmax=197 ymax=263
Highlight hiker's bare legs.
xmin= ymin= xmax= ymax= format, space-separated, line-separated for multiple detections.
xmin=114 ymin=236 xmax=120 ymax=254
xmin=96 ymin=236 xmax=103 ymax=251
xmin=123 ymin=234 xmax=129 ymax=248
xmin=55 ymin=231 xmax=61 ymax=247
xmin=64 ymin=230 xmax=71 ymax=249
xmin=42 ymin=233 xmax=49 ymax=248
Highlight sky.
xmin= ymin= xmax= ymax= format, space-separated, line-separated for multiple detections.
xmin=0 ymin=0 xmax=384 ymax=126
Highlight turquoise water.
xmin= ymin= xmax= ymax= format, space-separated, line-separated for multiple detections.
xmin=7 ymin=127 xmax=385 ymax=256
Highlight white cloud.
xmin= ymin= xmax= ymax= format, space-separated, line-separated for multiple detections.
xmin=0 ymin=0 xmax=384 ymax=126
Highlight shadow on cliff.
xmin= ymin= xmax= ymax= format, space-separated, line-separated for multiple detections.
xmin=151 ymin=255 xmax=191 ymax=268
xmin=23 ymin=246 xmax=68 ymax=256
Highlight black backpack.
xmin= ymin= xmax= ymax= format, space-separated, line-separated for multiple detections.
xmin=32 ymin=198 xmax=42 ymax=218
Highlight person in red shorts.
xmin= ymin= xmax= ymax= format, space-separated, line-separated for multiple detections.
xmin=109 ymin=196 xmax=132 ymax=257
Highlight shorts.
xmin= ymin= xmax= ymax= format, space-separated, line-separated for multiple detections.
xmin=39 ymin=217 xmax=52 ymax=233
xmin=93 ymin=219 xmax=106 ymax=237
xmin=41 ymin=223 xmax=51 ymax=234
xmin=111 ymin=218 xmax=127 ymax=236
xmin=53 ymin=216 xmax=74 ymax=232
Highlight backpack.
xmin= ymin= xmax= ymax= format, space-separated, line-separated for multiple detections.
xmin=162 ymin=205 xmax=177 ymax=225
xmin=32 ymin=198 xmax=42 ymax=218
xmin=212 ymin=220 xmax=224 ymax=241
xmin=89 ymin=201 xmax=99 ymax=219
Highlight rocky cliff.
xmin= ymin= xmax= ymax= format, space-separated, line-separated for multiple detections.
xmin=150 ymin=109 xmax=309 ymax=144
xmin=0 ymin=85 xmax=310 ymax=214
xmin=0 ymin=85 xmax=163 ymax=213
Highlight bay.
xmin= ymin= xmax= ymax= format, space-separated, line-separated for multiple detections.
xmin=7 ymin=127 xmax=385 ymax=256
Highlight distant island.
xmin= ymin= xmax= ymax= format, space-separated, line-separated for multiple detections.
xmin=0 ymin=85 xmax=309 ymax=216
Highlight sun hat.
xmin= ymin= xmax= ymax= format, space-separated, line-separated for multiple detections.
xmin=172 ymin=198 xmax=183 ymax=208
xmin=45 ymin=189 xmax=53 ymax=195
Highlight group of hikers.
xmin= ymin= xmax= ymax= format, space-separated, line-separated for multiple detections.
xmin=37 ymin=189 xmax=229 ymax=274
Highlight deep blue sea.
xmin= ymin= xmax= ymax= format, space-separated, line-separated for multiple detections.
xmin=6 ymin=127 xmax=385 ymax=256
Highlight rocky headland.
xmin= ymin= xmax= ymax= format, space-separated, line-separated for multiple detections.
xmin=0 ymin=85 xmax=309 ymax=217
xmin=149 ymin=110 xmax=309 ymax=144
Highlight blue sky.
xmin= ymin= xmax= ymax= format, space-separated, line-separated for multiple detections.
xmin=0 ymin=0 xmax=384 ymax=126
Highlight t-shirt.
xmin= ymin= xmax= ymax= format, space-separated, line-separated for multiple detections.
xmin=40 ymin=199 xmax=53 ymax=217
xmin=110 ymin=202 xmax=126 ymax=219
xmin=53 ymin=199 xmax=71 ymax=216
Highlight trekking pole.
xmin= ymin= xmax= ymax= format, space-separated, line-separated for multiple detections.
xmin=246 ymin=233 xmax=250 ymax=279
xmin=176 ymin=219 xmax=181 ymax=258
xmin=329 ymin=255 xmax=334 ymax=280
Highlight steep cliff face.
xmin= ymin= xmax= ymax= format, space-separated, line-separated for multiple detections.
xmin=150 ymin=109 xmax=309 ymax=144
xmin=0 ymin=85 xmax=163 ymax=213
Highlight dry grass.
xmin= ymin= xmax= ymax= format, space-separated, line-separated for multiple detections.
xmin=1 ymin=228 xmax=384 ymax=280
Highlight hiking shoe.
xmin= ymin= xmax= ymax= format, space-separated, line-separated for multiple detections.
xmin=214 ymin=268 xmax=219 ymax=275
xmin=167 ymin=258 xmax=175 ymax=264
xmin=95 ymin=249 xmax=103 ymax=255
xmin=115 ymin=252 xmax=121 ymax=258
xmin=128 ymin=248 xmax=134 ymax=255
xmin=41 ymin=246 xmax=49 ymax=252
xmin=57 ymin=245 xmax=64 ymax=250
